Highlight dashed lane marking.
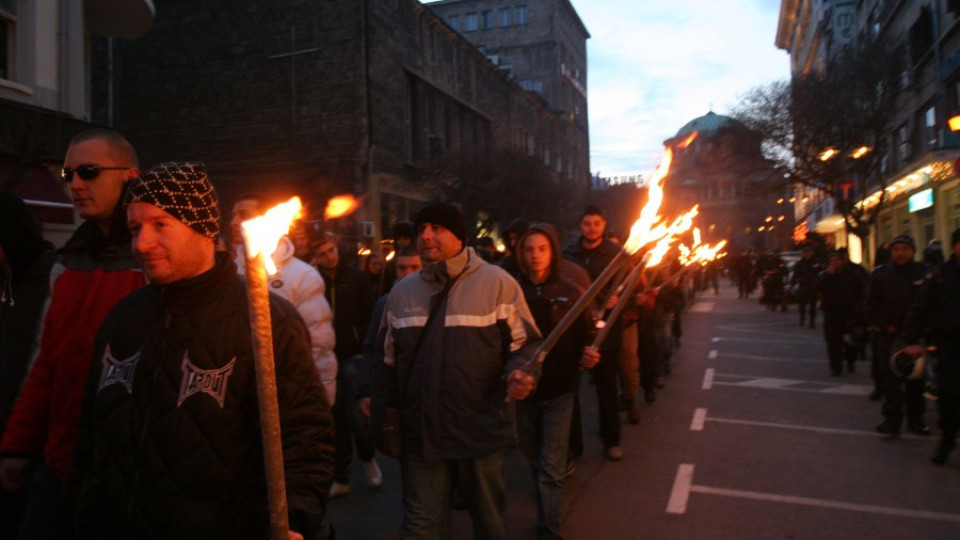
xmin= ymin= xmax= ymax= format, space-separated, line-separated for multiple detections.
xmin=689 ymin=485 xmax=960 ymax=524
xmin=666 ymin=464 xmax=695 ymax=514
xmin=710 ymin=336 xmax=820 ymax=345
xmin=710 ymin=374 xmax=872 ymax=397
xmin=716 ymin=352 xmax=822 ymax=364
xmin=702 ymin=368 xmax=715 ymax=390
xmin=690 ymin=302 xmax=714 ymax=312
xmin=690 ymin=408 xmax=707 ymax=431
xmin=704 ymin=415 xmax=931 ymax=439
xmin=667 ymin=464 xmax=960 ymax=522
xmin=708 ymin=350 xmax=718 ymax=359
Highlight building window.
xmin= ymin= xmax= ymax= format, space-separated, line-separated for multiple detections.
xmin=447 ymin=15 xmax=460 ymax=31
xmin=0 ymin=1 xmax=15 ymax=81
xmin=515 ymin=5 xmax=529 ymax=24
xmin=465 ymin=12 xmax=479 ymax=32
xmin=920 ymin=104 xmax=937 ymax=149
xmin=519 ymin=78 xmax=542 ymax=93
xmin=896 ymin=123 xmax=910 ymax=163
xmin=499 ymin=7 xmax=512 ymax=26
xmin=483 ymin=10 xmax=495 ymax=29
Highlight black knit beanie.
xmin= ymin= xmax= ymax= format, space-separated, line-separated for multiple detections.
xmin=415 ymin=203 xmax=467 ymax=246
xmin=124 ymin=162 xmax=220 ymax=239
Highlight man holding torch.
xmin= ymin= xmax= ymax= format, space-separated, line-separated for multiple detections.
xmin=563 ymin=205 xmax=626 ymax=461
xmin=371 ymin=202 xmax=541 ymax=539
xmin=514 ymin=223 xmax=599 ymax=539
xmin=72 ymin=163 xmax=335 ymax=539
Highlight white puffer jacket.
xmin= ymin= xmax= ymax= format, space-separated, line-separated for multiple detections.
xmin=236 ymin=238 xmax=338 ymax=403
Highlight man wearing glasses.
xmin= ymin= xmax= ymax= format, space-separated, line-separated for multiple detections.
xmin=0 ymin=129 xmax=146 ymax=539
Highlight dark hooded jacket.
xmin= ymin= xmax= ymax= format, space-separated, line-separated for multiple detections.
xmin=0 ymin=191 xmax=56 ymax=433
xmin=514 ymin=224 xmax=592 ymax=400
xmin=73 ymin=254 xmax=335 ymax=539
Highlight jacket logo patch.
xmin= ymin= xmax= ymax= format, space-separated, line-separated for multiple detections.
xmin=99 ymin=344 xmax=140 ymax=394
xmin=177 ymin=353 xmax=236 ymax=409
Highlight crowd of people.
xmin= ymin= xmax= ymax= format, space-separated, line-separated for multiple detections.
xmin=727 ymin=238 xmax=960 ymax=466
xmin=0 ymin=128 xmax=957 ymax=539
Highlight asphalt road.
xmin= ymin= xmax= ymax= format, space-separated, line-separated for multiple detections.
xmin=328 ymin=283 xmax=960 ymax=539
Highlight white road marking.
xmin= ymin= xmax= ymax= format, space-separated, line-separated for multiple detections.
xmin=705 ymin=416 xmax=890 ymax=437
xmin=716 ymin=352 xmax=822 ymax=364
xmin=702 ymin=368 xmax=715 ymax=390
xmin=666 ymin=464 xmax=695 ymax=514
xmin=689 ymin=484 xmax=960 ymax=523
xmin=708 ymin=350 xmax=718 ymax=359
xmin=690 ymin=302 xmax=714 ymax=312
xmin=710 ymin=336 xmax=820 ymax=345
xmin=711 ymin=337 xmax=721 ymax=342
xmin=690 ymin=408 xmax=707 ymax=431
xmin=711 ymin=377 xmax=872 ymax=397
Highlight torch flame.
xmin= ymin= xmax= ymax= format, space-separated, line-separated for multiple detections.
xmin=624 ymin=147 xmax=674 ymax=254
xmin=645 ymin=236 xmax=675 ymax=268
xmin=324 ymin=194 xmax=360 ymax=220
xmin=678 ymin=131 xmax=698 ymax=149
xmin=242 ymin=196 xmax=303 ymax=275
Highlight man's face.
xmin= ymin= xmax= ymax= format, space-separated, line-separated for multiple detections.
xmin=128 ymin=202 xmax=214 ymax=285
xmin=368 ymin=256 xmax=383 ymax=274
xmin=418 ymin=223 xmax=463 ymax=262
xmin=64 ymin=139 xmax=137 ymax=225
xmin=314 ymin=241 xmax=339 ymax=270
xmin=521 ymin=233 xmax=552 ymax=276
xmin=230 ymin=199 xmax=261 ymax=245
xmin=891 ymin=243 xmax=915 ymax=265
xmin=580 ymin=214 xmax=606 ymax=244
xmin=395 ymin=255 xmax=422 ymax=280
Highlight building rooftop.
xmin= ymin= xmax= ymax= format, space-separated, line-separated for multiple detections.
xmin=675 ymin=111 xmax=746 ymax=138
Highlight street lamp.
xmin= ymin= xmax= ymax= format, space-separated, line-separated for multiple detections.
xmin=949 ymin=112 xmax=960 ymax=132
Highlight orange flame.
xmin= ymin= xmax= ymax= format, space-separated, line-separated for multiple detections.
xmin=645 ymin=236 xmax=675 ymax=268
xmin=624 ymin=147 xmax=674 ymax=254
xmin=324 ymin=194 xmax=360 ymax=220
xmin=242 ymin=196 xmax=302 ymax=275
xmin=678 ymin=131 xmax=698 ymax=149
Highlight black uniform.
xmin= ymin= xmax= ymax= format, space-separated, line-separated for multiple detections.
xmin=818 ymin=265 xmax=867 ymax=375
xmin=790 ymin=256 xmax=822 ymax=327
xmin=899 ymin=256 xmax=960 ymax=461
xmin=864 ymin=260 xmax=927 ymax=429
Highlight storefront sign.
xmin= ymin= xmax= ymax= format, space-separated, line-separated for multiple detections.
xmin=908 ymin=188 xmax=933 ymax=212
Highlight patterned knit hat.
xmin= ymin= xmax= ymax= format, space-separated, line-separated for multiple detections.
xmin=124 ymin=162 xmax=220 ymax=238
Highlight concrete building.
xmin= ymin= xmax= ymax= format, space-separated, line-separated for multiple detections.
xmin=426 ymin=0 xmax=590 ymax=202
xmin=778 ymin=0 xmax=960 ymax=266
xmin=663 ymin=111 xmax=790 ymax=251
xmin=91 ymin=0 xmax=586 ymax=250
xmin=0 ymin=0 xmax=153 ymax=245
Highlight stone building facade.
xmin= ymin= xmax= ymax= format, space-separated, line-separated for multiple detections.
xmin=91 ymin=0 xmax=588 ymax=247
xmin=663 ymin=112 xmax=791 ymax=251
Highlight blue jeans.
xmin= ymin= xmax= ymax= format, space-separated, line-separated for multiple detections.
xmin=518 ymin=393 xmax=574 ymax=540
xmin=334 ymin=355 xmax=375 ymax=482
xmin=400 ymin=449 xmax=508 ymax=540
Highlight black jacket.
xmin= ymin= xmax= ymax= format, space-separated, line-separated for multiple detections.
xmin=790 ymin=257 xmax=822 ymax=298
xmin=864 ymin=261 xmax=927 ymax=333
xmin=74 ymin=255 xmax=334 ymax=540
xmin=563 ymin=238 xmax=623 ymax=351
xmin=900 ymin=257 xmax=960 ymax=360
xmin=818 ymin=265 xmax=867 ymax=322
xmin=320 ymin=262 xmax=373 ymax=362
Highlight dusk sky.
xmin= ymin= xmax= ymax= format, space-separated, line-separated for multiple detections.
xmin=424 ymin=0 xmax=791 ymax=181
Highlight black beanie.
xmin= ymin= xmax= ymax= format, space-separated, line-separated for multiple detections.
xmin=124 ymin=162 xmax=221 ymax=239
xmin=889 ymin=235 xmax=915 ymax=250
xmin=415 ymin=203 xmax=467 ymax=246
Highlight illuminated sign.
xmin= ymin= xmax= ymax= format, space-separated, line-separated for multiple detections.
xmin=908 ymin=189 xmax=933 ymax=212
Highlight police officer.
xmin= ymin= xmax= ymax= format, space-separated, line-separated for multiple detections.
xmin=864 ymin=235 xmax=928 ymax=436
xmin=898 ymin=228 xmax=960 ymax=464
xmin=818 ymin=249 xmax=867 ymax=376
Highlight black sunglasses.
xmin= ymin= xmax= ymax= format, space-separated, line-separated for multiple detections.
xmin=60 ymin=164 xmax=131 ymax=182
